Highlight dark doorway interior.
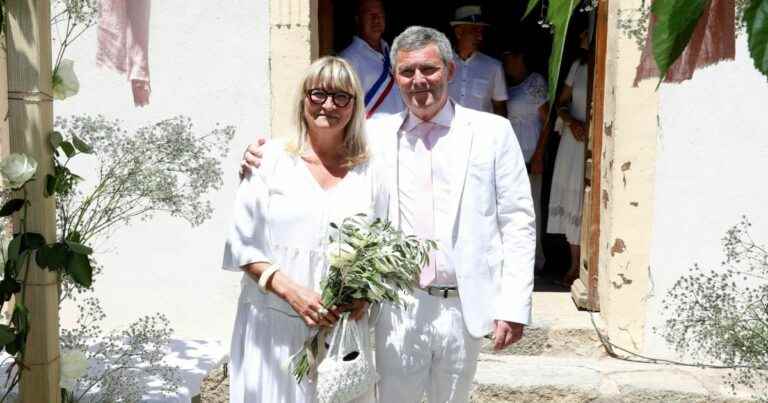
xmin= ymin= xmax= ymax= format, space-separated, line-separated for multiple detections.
xmin=322 ymin=0 xmax=595 ymax=291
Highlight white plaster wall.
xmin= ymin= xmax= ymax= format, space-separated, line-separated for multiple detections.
xmin=644 ymin=36 xmax=768 ymax=358
xmin=51 ymin=1 xmax=269 ymax=394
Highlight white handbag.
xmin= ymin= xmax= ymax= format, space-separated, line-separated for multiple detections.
xmin=316 ymin=313 xmax=378 ymax=403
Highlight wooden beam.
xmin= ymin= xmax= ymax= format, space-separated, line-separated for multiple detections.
xmin=587 ymin=0 xmax=610 ymax=312
xmin=5 ymin=0 xmax=61 ymax=401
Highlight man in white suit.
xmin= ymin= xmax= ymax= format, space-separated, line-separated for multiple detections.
xmin=368 ymin=25 xmax=534 ymax=403
xmin=241 ymin=25 xmax=534 ymax=403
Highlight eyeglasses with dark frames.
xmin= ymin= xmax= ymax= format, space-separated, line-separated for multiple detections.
xmin=306 ymin=89 xmax=354 ymax=108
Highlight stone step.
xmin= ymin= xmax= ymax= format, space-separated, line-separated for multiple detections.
xmin=470 ymin=354 xmax=759 ymax=403
xmin=483 ymin=323 xmax=606 ymax=358
xmin=200 ymin=354 xmax=760 ymax=402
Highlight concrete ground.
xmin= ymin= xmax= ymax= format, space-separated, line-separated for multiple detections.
xmin=198 ymin=286 xmax=763 ymax=402
xmin=471 ymin=286 xmax=761 ymax=402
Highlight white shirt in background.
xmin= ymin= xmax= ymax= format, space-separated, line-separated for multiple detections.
xmin=506 ymin=73 xmax=548 ymax=162
xmin=339 ymin=36 xmax=404 ymax=117
xmin=449 ymin=51 xmax=508 ymax=113
xmin=397 ymin=101 xmax=457 ymax=286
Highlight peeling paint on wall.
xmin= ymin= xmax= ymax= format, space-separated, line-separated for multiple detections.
xmin=621 ymin=162 xmax=632 ymax=171
xmin=630 ymin=201 xmax=639 ymax=207
xmin=603 ymin=189 xmax=610 ymax=209
xmin=611 ymin=273 xmax=633 ymax=289
xmin=611 ymin=238 xmax=626 ymax=256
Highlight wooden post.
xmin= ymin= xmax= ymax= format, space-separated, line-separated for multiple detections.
xmin=5 ymin=1 xmax=61 ymax=402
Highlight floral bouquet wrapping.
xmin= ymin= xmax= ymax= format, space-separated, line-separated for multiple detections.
xmin=290 ymin=213 xmax=436 ymax=382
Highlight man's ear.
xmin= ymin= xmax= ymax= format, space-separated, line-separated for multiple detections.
xmin=453 ymin=25 xmax=463 ymax=40
xmin=446 ymin=60 xmax=456 ymax=82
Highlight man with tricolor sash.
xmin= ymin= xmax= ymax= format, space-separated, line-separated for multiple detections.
xmin=339 ymin=0 xmax=404 ymax=118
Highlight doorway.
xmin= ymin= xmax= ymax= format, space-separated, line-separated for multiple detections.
xmin=315 ymin=0 xmax=607 ymax=311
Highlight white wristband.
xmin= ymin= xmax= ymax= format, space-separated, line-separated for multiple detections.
xmin=258 ymin=264 xmax=280 ymax=293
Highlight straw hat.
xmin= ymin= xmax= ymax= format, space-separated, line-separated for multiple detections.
xmin=449 ymin=5 xmax=490 ymax=27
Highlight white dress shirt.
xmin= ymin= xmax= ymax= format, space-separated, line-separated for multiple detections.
xmin=449 ymin=51 xmax=508 ymax=113
xmin=339 ymin=36 xmax=404 ymax=117
xmin=398 ymin=101 xmax=457 ymax=286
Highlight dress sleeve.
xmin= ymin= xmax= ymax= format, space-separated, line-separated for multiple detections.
xmin=222 ymin=158 xmax=274 ymax=271
xmin=529 ymin=73 xmax=548 ymax=107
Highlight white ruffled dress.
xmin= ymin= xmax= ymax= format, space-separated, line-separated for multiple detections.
xmin=222 ymin=140 xmax=387 ymax=403
xmin=547 ymin=61 xmax=588 ymax=245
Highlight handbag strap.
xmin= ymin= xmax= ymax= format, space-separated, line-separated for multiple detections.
xmin=327 ymin=312 xmax=351 ymax=359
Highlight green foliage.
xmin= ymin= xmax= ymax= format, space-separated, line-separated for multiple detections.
xmin=744 ymin=0 xmax=768 ymax=76
xmin=320 ymin=214 xmax=436 ymax=309
xmin=546 ymin=0 xmax=580 ymax=102
xmin=291 ymin=213 xmax=437 ymax=382
xmin=650 ymin=0 xmax=710 ymax=86
xmin=661 ymin=217 xmax=768 ymax=400
xmin=0 ymin=200 xmax=25 ymax=218
xmin=520 ymin=0 xmax=579 ymax=103
xmin=523 ymin=0 xmax=540 ymax=20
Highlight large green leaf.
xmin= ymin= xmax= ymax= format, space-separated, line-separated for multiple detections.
xmin=6 ymin=235 xmax=21 ymax=263
xmin=72 ymin=134 xmax=93 ymax=154
xmin=0 ymin=325 xmax=14 ymax=347
xmin=547 ymin=0 xmax=579 ymax=103
xmin=49 ymin=131 xmax=64 ymax=151
xmin=60 ymin=140 xmax=77 ymax=158
xmin=35 ymin=243 xmax=69 ymax=271
xmin=651 ymin=0 xmax=710 ymax=85
xmin=0 ymin=199 xmax=25 ymax=217
xmin=745 ymin=0 xmax=768 ymax=77
xmin=66 ymin=253 xmax=93 ymax=287
xmin=65 ymin=240 xmax=93 ymax=255
xmin=523 ymin=0 xmax=541 ymax=20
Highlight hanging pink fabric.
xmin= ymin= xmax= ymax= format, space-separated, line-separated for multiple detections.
xmin=633 ymin=0 xmax=735 ymax=87
xmin=97 ymin=0 xmax=152 ymax=106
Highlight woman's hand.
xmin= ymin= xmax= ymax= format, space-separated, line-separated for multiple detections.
xmin=568 ymin=120 xmax=587 ymax=142
xmin=239 ymin=138 xmax=266 ymax=179
xmin=338 ymin=299 xmax=369 ymax=321
xmin=270 ymin=273 xmax=339 ymax=327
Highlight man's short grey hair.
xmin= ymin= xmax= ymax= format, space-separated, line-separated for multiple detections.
xmin=390 ymin=26 xmax=454 ymax=71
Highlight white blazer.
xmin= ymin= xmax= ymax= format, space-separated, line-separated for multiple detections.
xmin=367 ymin=103 xmax=536 ymax=338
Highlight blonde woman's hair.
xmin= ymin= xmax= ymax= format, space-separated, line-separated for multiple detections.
xmin=287 ymin=56 xmax=368 ymax=167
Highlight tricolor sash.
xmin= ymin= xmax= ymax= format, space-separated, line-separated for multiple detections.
xmin=364 ymin=51 xmax=394 ymax=119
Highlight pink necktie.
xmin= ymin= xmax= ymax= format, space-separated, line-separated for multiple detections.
xmin=411 ymin=122 xmax=437 ymax=288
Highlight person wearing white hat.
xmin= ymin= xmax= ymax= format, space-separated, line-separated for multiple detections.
xmin=448 ymin=5 xmax=508 ymax=117
xmin=339 ymin=0 xmax=404 ymax=118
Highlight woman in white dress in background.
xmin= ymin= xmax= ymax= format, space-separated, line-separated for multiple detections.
xmin=503 ymin=45 xmax=549 ymax=274
xmin=548 ymin=29 xmax=589 ymax=287
xmin=222 ymin=56 xmax=386 ymax=403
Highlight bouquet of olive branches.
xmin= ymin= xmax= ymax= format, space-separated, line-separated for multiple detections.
xmin=290 ymin=213 xmax=437 ymax=382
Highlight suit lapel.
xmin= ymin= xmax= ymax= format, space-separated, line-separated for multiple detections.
xmin=445 ymin=104 xmax=474 ymax=237
xmin=377 ymin=111 xmax=407 ymax=229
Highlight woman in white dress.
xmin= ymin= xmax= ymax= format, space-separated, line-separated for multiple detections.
xmin=503 ymin=46 xmax=549 ymax=273
xmin=222 ymin=56 xmax=386 ymax=403
xmin=548 ymin=30 xmax=590 ymax=286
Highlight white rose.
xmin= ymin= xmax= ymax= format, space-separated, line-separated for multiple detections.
xmin=60 ymin=349 xmax=89 ymax=390
xmin=0 ymin=153 xmax=38 ymax=189
xmin=326 ymin=240 xmax=355 ymax=265
xmin=52 ymin=59 xmax=80 ymax=100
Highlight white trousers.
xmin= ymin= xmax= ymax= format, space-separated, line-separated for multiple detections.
xmin=375 ymin=289 xmax=482 ymax=403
